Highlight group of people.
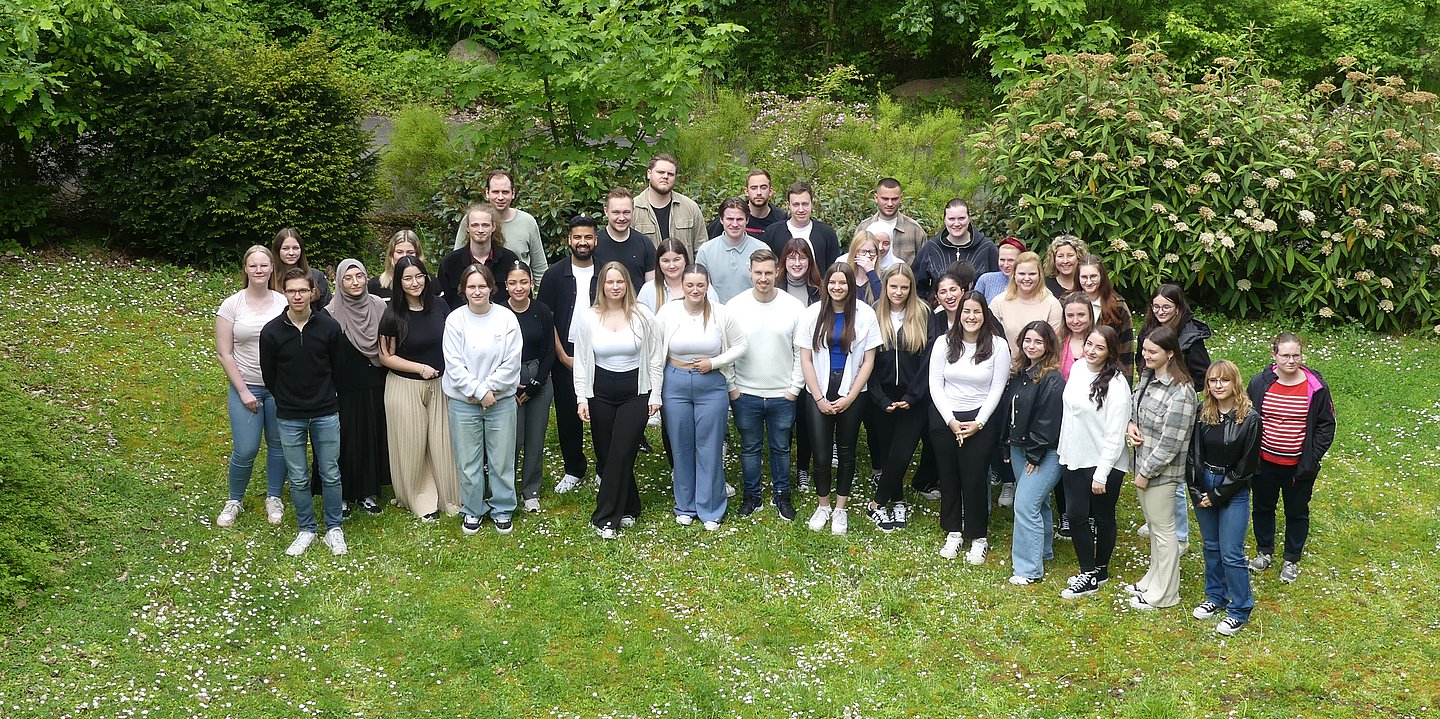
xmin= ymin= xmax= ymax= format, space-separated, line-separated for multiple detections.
xmin=214 ymin=159 xmax=1337 ymax=636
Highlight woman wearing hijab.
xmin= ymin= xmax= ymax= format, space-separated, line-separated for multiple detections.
xmin=327 ymin=259 xmax=392 ymax=514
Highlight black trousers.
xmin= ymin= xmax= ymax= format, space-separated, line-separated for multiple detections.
xmin=1252 ymin=460 xmax=1313 ymax=562
xmin=867 ymin=401 xmax=926 ymax=505
xmin=803 ymin=371 xmax=864 ymax=498
xmin=551 ymin=363 xmax=589 ymax=479
xmin=793 ymin=389 xmax=813 ymax=480
xmin=1061 ymin=466 xmax=1125 ymax=573
xmin=928 ymin=406 xmax=996 ymax=539
xmin=589 ymin=367 xmax=644 ymax=530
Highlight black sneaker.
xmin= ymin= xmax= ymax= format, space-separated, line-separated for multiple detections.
xmin=1093 ymin=565 xmax=1111 ymax=585
xmin=1056 ymin=515 xmax=1072 ymax=539
xmin=738 ymin=496 xmax=762 ymax=517
xmin=774 ymin=494 xmax=797 ymax=521
xmin=360 ymin=496 xmax=382 ymax=515
xmin=341 ymin=502 xmax=352 ymax=519
xmin=889 ymin=502 xmax=909 ymax=529
xmin=461 ymin=514 xmax=482 ymax=535
xmin=796 ymin=470 xmax=811 ymax=493
xmin=493 ymin=518 xmax=514 ymax=535
xmin=866 ymin=505 xmax=894 ymax=533
xmin=1060 ymin=571 xmax=1100 ymax=599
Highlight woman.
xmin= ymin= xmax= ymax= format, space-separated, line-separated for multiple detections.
xmin=499 ymin=261 xmax=555 ymax=514
xmin=639 ymin=239 xmax=717 ymax=313
xmin=1058 ymin=294 xmax=1094 ymax=382
xmin=864 ymin=264 xmax=930 ymax=531
xmin=975 ymin=237 xmax=1025 ymax=302
xmin=1136 ymin=283 xmax=1212 ymax=545
xmin=797 ymin=263 xmax=881 ymax=535
xmin=215 ymin=245 xmax=289 ymax=527
xmin=1245 ymin=332 xmax=1336 ymax=585
xmin=989 ymin=251 xmax=1062 ymax=360
xmin=1188 ymin=359 xmax=1261 ymax=635
xmin=573 ymin=262 xmax=665 ymax=539
xmin=780 ymin=238 xmax=822 ymax=491
xmin=1057 ymin=326 xmax=1132 ymax=599
xmin=929 ymin=291 xmax=1011 ymax=563
xmin=1076 ymin=256 xmax=1135 ymax=379
xmin=1004 ymin=322 xmax=1065 ymax=585
xmin=656 ymin=264 xmax=747 ymax=530
xmin=367 ymin=230 xmax=422 ymax=302
xmin=444 ymin=264 xmax=523 ymax=535
xmin=271 ymin=228 xmax=331 ymax=310
xmin=1042 ymin=236 xmax=1087 ymax=298
xmin=840 ymin=230 xmax=883 ymax=305
xmin=327 ymin=259 xmax=391 ymax=515
xmin=379 ymin=256 xmax=461 ymax=520
xmin=1124 ymin=326 xmax=1197 ymax=610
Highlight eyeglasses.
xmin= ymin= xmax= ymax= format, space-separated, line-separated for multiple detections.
xmin=1276 ymin=354 xmax=1303 ymax=362
xmin=401 ymin=276 xmax=427 ymax=285
xmin=1150 ymin=303 xmax=1175 ymax=313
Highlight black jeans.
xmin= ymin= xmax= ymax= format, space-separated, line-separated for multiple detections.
xmin=867 ymin=401 xmax=925 ymax=505
xmin=589 ymin=367 xmax=645 ymax=530
xmin=1251 ymin=460 xmax=1313 ymax=562
xmin=551 ymin=363 xmax=589 ymax=479
xmin=929 ymin=406 xmax=996 ymax=539
xmin=1061 ymin=466 xmax=1125 ymax=573
xmin=803 ymin=370 xmax=864 ymax=498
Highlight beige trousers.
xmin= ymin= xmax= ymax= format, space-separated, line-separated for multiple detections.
xmin=384 ymin=374 xmax=460 ymax=518
xmin=1135 ymin=482 xmax=1182 ymax=608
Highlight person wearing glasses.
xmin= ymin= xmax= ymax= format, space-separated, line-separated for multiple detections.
xmin=327 ymin=259 xmax=391 ymax=515
xmin=840 ymin=229 xmax=884 ymax=304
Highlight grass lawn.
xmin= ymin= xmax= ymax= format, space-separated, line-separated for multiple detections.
xmin=0 ymin=250 xmax=1437 ymax=718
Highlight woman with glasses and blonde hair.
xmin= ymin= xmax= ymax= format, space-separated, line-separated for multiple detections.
xmin=368 ymin=229 xmax=423 ymax=302
xmin=1075 ymin=256 xmax=1135 ymax=379
xmin=840 ymin=229 xmax=884 ymax=304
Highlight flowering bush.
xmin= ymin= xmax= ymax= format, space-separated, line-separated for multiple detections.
xmin=973 ymin=44 xmax=1440 ymax=331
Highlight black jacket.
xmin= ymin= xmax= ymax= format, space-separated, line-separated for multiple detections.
xmin=437 ymin=244 xmax=522 ymax=311
xmin=868 ymin=323 xmax=929 ymax=410
xmin=259 ymin=311 xmax=342 ymax=419
xmin=1247 ymin=365 xmax=1337 ymax=480
xmin=1003 ymin=366 xmax=1064 ymax=465
xmin=761 ymin=220 xmax=842 ymax=271
xmin=537 ymin=257 xmax=599 ymax=358
xmin=913 ymin=228 xmax=998 ymax=302
xmin=1186 ymin=406 xmax=1261 ymax=506
xmin=1139 ymin=316 xmax=1212 ymax=390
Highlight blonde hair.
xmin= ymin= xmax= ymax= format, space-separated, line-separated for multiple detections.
xmin=380 ymin=230 xmax=422 ymax=289
xmin=845 ymin=229 xmax=878 ymax=277
xmin=1042 ymin=235 xmax=1089 ymax=278
xmin=1200 ymin=359 xmax=1253 ymax=425
xmin=876 ymin=264 xmax=928 ymax=354
xmin=464 ymin=203 xmax=507 ymax=248
xmin=240 ymin=245 xmax=275 ymax=289
xmin=592 ymin=261 xmax=639 ymax=320
xmin=1002 ymin=251 xmax=1044 ymax=301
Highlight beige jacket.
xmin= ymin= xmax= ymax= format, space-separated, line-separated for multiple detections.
xmin=633 ymin=190 xmax=708 ymax=256
xmin=855 ymin=212 xmax=928 ymax=265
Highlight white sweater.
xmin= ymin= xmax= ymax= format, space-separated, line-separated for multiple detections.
xmin=655 ymin=300 xmax=749 ymax=391
xmin=726 ymin=290 xmax=806 ymax=398
xmin=1056 ymin=359 xmax=1134 ymax=479
xmin=442 ymin=304 xmax=523 ymax=402
xmin=928 ymin=334 xmax=1010 ymax=424
xmin=794 ymin=302 xmax=883 ymax=398
xmin=572 ymin=304 xmax=665 ymax=405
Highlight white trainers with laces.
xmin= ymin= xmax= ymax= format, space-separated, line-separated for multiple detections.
xmin=964 ymin=538 xmax=989 ymax=566
xmin=323 ymin=527 xmax=348 ymax=556
xmin=265 ymin=496 xmax=284 ymax=525
xmin=523 ymin=498 xmax=541 ymax=513
xmin=217 ymin=500 xmax=243 ymax=527
xmin=555 ymin=474 xmax=583 ymax=494
xmin=807 ymin=505 xmax=832 ymax=532
xmin=939 ymin=532 xmax=964 ymax=559
xmin=285 ymin=531 xmax=316 ymax=556
xmin=830 ymin=508 xmax=848 ymax=535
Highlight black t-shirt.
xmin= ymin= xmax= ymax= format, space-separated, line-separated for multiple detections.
xmin=501 ymin=297 xmax=556 ymax=394
xmin=594 ymin=228 xmax=656 ymax=289
xmin=652 ymin=202 xmax=673 ymax=241
xmin=378 ymin=303 xmax=448 ymax=381
xmin=366 ymin=276 xmax=392 ymax=302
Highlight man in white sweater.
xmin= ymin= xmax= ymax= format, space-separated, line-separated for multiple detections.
xmin=726 ymin=248 xmax=807 ymax=521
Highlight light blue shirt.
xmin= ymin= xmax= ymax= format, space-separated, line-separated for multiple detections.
xmin=695 ymin=234 xmax=772 ymax=303
xmin=976 ymin=271 xmax=1010 ymax=302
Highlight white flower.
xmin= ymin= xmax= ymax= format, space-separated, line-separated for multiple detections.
xmin=1262 ymin=178 xmax=1280 ymax=190
xmin=1355 ymin=270 xmax=1374 ymax=282
xmin=1163 ymin=253 xmax=1180 ymax=263
xmin=1151 ymin=202 xmax=1167 ymax=213
xmin=1233 ymin=209 xmax=1249 ymax=219
xmin=1320 ymin=307 xmax=1335 ymax=319
xmin=1163 ymin=158 xmax=1180 ymax=170
xmin=1379 ymin=299 xmax=1395 ymax=312
xmin=1259 ymin=219 xmax=1278 ymax=233
xmin=1132 ymin=250 xmax=1150 ymax=261
xmin=1243 ymin=196 xmax=1259 ymax=209
xmin=1430 ymin=244 xmax=1440 ymax=257
xmin=1380 ymin=277 xmax=1394 ymax=289
xmin=1173 ymin=222 xmax=1190 ymax=233
xmin=1279 ymin=168 xmax=1297 ymax=179
xmin=1202 ymin=172 xmax=1222 ymax=184
xmin=1199 ymin=232 xmax=1216 ymax=245
xmin=1298 ymin=210 xmax=1316 ymax=225
xmin=1110 ymin=238 xmax=1130 ymax=251
xmin=1220 ymin=235 xmax=1236 ymax=249
xmin=1069 ymin=150 xmax=1084 ymax=160
xmin=1236 ymin=279 xmax=1252 ymax=291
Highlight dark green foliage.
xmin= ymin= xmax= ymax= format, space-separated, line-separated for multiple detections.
xmin=88 ymin=36 xmax=379 ymax=267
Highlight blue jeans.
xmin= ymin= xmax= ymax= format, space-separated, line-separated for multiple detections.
xmin=277 ymin=414 xmax=343 ymax=533
xmin=1010 ymin=446 xmax=1061 ymax=579
xmin=449 ymin=396 xmax=519 ymax=520
xmin=663 ymin=366 xmax=729 ymax=521
xmin=227 ymin=384 xmax=286 ymax=500
xmin=1196 ymin=469 xmax=1253 ymax=622
xmin=1174 ymin=481 xmax=1190 ymax=544
xmin=731 ymin=393 xmax=795 ymax=501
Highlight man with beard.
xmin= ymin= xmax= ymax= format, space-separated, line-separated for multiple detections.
xmin=594 ymin=187 xmax=657 ymax=289
xmin=853 ymin=178 xmax=927 ymax=265
xmin=538 ymin=216 xmax=602 ymax=494
xmin=705 ymin=168 xmax=787 ymax=240
xmin=632 ymin=153 xmax=707 ymax=256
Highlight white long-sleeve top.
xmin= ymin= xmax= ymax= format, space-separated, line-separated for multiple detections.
xmin=1057 ymin=358 xmax=1134 ymax=480
xmin=928 ymin=334 xmax=1010 ymax=424
xmin=794 ymin=302 xmax=883 ymax=397
xmin=442 ymin=303 xmax=522 ymax=402
xmin=655 ymin=300 xmax=748 ymax=391
xmin=572 ymin=304 xmax=665 ymax=405
xmin=726 ymin=289 xmax=806 ymax=398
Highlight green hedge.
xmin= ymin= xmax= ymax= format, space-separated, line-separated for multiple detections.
xmin=973 ymin=45 xmax=1440 ymax=331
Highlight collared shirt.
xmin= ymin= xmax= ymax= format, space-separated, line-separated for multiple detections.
xmin=856 ymin=212 xmax=927 ymax=265
xmin=694 ymin=234 xmax=771 ymax=302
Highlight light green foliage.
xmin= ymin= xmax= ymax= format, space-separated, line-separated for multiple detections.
xmin=380 ymin=105 xmax=458 ymax=214
xmin=87 ymin=36 xmax=379 ymax=267
xmin=973 ymin=0 xmax=1122 ymax=89
xmin=974 ymin=46 xmax=1440 ymax=331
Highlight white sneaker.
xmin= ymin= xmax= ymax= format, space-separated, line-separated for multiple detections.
xmin=830 ymin=508 xmax=849 ymax=535
xmin=621 ymin=515 xmax=636 ymax=528
xmin=323 ymin=527 xmax=348 ymax=556
xmin=1178 ymin=541 xmax=1190 ymax=555
xmin=1137 ymin=523 xmax=1151 ymax=538
xmin=523 ymin=498 xmax=541 ymax=513
xmin=595 ymin=525 xmax=617 ymax=540
xmin=285 ymin=531 xmax=316 ymax=556
xmin=964 ymin=538 xmax=989 ymax=566
xmin=703 ymin=520 xmax=721 ymax=532
xmin=725 ymin=483 xmax=737 ymax=498
xmin=265 ymin=496 xmax=284 ymax=525
xmin=675 ymin=514 xmax=694 ymax=526
xmin=216 ymin=500 xmax=243 ymax=527
xmin=555 ymin=474 xmax=583 ymax=494
xmin=940 ymin=532 xmax=964 ymax=559
xmin=998 ymin=483 xmax=1016 ymax=507
xmin=807 ymin=505 xmax=832 ymax=532
xmin=647 ymin=412 xmax=662 ymax=427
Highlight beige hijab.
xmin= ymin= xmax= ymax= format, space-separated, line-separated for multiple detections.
xmin=327 ymin=259 xmax=386 ymax=365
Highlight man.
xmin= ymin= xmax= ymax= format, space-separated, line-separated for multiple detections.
xmin=593 ymin=187 xmax=656 ymax=289
xmin=453 ymin=170 xmax=549 ymax=285
xmin=538 ymin=216 xmax=602 ymax=494
xmin=631 ymin=153 xmax=707 ymax=256
xmin=913 ymin=199 xmax=998 ymax=302
xmin=695 ymin=197 xmax=771 ymax=302
xmin=761 ymin=181 xmax=841 ymax=271
xmin=705 ymin=168 xmax=787 ymax=240
xmin=854 ymin=178 xmax=928 ymax=265
xmin=726 ymin=249 xmax=806 ymax=521
xmin=439 ymin=203 xmax=521 ymax=310
xmin=260 ymin=268 xmax=347 ymax=557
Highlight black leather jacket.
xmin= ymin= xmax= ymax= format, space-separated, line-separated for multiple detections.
xmin=1185 ymin=406 xmax=1261 ymax=507
xmin=1003 ymin=365 xmax=1064 ymax=465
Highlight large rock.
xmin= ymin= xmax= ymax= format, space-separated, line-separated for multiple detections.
xmin=890 ymin=77 xmax=967 ymax=102
xmin=448 ymin=38 xmax=498 ymax=65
